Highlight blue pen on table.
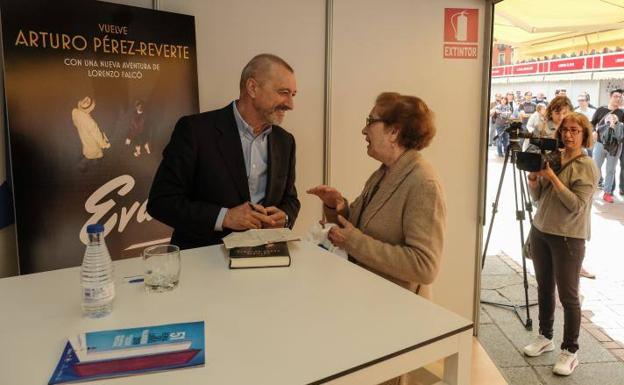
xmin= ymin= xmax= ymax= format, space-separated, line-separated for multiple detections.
xmin=124 ymin=275 xmax=144 ymax=284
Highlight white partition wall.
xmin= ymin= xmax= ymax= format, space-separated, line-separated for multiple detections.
xmin=330 ymin=0 xmax=488 ymax=319
xmin=159 ymin=0 xmax=327 ymax=235
xmin=0 ymin=0 xmax=326 ymax=274
xmin=0 ymin=0 xmax=491 ymax=322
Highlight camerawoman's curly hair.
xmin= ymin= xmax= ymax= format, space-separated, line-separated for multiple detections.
xmin=375 ymin=92 xmax=436 ymax=151
xmin=545 ymin=95 xmax=573 ymax=122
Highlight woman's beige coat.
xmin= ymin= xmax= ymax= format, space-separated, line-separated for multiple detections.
xmin=324 ymin=149 xmax=446 ymax=299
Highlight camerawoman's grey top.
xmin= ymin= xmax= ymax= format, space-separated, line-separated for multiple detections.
xmin=530 ymin=155 xmax=599 ymax=240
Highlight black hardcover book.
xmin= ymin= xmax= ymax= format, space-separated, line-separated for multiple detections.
xmin=228 ymin=242 xmax=291 ymax=269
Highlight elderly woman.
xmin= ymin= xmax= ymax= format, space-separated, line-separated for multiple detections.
xmin=307 ymin=92 xmax=446 ymax=301
xmin=523 ymin=112 xmax=598 ymax=376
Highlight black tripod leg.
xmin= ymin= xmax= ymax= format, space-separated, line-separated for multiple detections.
xmin=513 ymin=163 xmax=534 ymax=330
xmin=481 ymin=146 xmax=537 ymax=330
xmin=481 ymin=147 xmax=511 ymax=270
xmin=520 ymin=170 xmax=534 ymax=223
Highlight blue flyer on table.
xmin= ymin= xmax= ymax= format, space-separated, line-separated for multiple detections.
xmin=48 ymin=321 xmax=205 ymax=384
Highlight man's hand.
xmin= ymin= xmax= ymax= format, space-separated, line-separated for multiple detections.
xmin=327 ymin=215 xmax=355 ymax=249
xmin=307 ymin=185 xmax=345 ymax=211
xmin=223 ymin=202 xmax=275 ymax=231
xmin=264 ymin=206 xmax=287 ymax=228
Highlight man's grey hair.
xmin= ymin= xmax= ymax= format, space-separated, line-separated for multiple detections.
xmin=239 ymin=53 xmax=294 ymax=93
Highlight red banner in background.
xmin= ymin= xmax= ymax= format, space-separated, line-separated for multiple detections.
xmin=491 ymin=67 xmax=505 ymax=76
xmin=603 ymin=53 xmax=624 ymax=68
xmin=549 ymin=58 xmax=585 ymax=72
xmin=491 ymin=52 xmax=624 ymax=77
xmin=586 ymin=56 xmax=601 ymax=69
xmin=512 ymin=63 xmax=537 ymax=75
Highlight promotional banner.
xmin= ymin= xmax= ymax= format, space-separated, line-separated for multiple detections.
xmin=492 ymin=52 xmax=624 ymax=77
xmin=0 ymin=0 xmax=199 ymax=273
xmin=1 ymin=105 xmax=11 ymax=230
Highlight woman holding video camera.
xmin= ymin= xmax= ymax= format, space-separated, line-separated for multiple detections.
xmin=523 ymin=112 xmax=598 ymax=376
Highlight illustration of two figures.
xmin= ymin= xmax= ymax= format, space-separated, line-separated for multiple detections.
xmin=72 ymin=97 xmax=150 ymax=172
xmin=125 ymin=100 xmax=151 ymax=157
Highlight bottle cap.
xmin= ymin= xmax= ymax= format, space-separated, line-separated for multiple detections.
xmin=86 ymin=223 xmax=105 ymax=234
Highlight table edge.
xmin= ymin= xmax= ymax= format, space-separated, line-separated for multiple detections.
xmin=306 ymin=323 xmax=474 ymax=385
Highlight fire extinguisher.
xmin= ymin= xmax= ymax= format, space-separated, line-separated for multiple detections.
xmin=451 ymin=10 xmax=468 ymax=42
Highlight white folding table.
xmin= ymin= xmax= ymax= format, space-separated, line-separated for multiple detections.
xmin=0 ymin=241 xmax=472 ymax=384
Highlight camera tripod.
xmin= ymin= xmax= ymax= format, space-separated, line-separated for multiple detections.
xmin=481 ymin=138 xmax=537 ymax=330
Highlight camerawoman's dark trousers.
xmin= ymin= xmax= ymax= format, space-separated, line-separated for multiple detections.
xmin=530 ymin=226 xmax=584 ymax=353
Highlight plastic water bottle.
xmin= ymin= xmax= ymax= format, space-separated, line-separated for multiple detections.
xmin=81 ymin=223 xmax=115 ymax=318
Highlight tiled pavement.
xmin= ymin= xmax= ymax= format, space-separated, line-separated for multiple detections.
xmin=480 ymin=148 xmax=624 ymax=384
xmin=480 ymin=253 xmax=624 ymax=385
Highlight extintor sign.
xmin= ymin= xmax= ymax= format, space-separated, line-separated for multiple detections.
xmin=443 ymin=8 xmax=479 ymax=59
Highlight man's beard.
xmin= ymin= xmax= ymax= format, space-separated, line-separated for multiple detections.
xmin=265 ymin=105 xmax=290 ymax=125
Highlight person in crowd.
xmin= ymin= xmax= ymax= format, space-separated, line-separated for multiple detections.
xmin=147 ymin=53 xmax=300 ymax=249
xmin=591 ymin=89 xmax=624 ymax=191
xmin=523 ymin=112 xmax=599 ymax=376
xmin=534 ymin=92 xmax=548 ymax=105
xmin=506 ymin=91 xmax=516 ymax=114
xmin=594 ymin=113 xmax=624 ymax=203
xmin=555 ymin=89 xmax=567 ymax=97
xmin=491 ymin=95 xmax=513 ymax=157
xmin=71 ymin=96 xmax=110 ymax=172
xmin=523 ymin=103 xmax=547 ymax=151
xmin=572 ymin=93 xmax=601 ymax=278
xmin=519 ymin=91 xmax=537 ymax=131
xmin=307 ymin=92 xmax=446 ymax=301
xmin=575 ymin=93 xmax=596 ymax=158
xmin=574 ymin=92 xmax=597 ymax=110
xmin=489 ymin=93 xmax=502 ymax=146
xmin=619 ymin=92 xmax=624 ymax=196
xmin=575 ymin=93 xmax=596 ymax=122
xmin=542 ymin=95 xmax=573 ymax=138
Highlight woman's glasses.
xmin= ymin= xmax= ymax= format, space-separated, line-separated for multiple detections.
xmin=561 ymin=128 xmax=582 ymax=136
xmin=366 ymin=116 xmax=385 ymax=126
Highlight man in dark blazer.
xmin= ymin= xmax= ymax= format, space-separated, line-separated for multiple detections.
xmin=147 ymin=54 xmax=300 ymax=249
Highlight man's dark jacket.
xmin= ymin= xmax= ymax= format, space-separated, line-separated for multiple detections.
xmin=147 ymin=103 xmax=300 ymax=249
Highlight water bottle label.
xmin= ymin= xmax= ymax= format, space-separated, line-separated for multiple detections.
xmin=83 ymin=282 xmax=115 ymax=304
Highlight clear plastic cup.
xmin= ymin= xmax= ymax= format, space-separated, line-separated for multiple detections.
xmin=143 ymin=244 xmax=181 ymax=292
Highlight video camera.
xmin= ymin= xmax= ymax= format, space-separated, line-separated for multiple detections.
xmin=503 ymin=121 xmax=562 ymax=173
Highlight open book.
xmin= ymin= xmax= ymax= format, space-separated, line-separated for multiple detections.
xmin=222 ymin=228 xmax=299 ymax=249
xmin=49 ymin=321 xmax=204 ymax=384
